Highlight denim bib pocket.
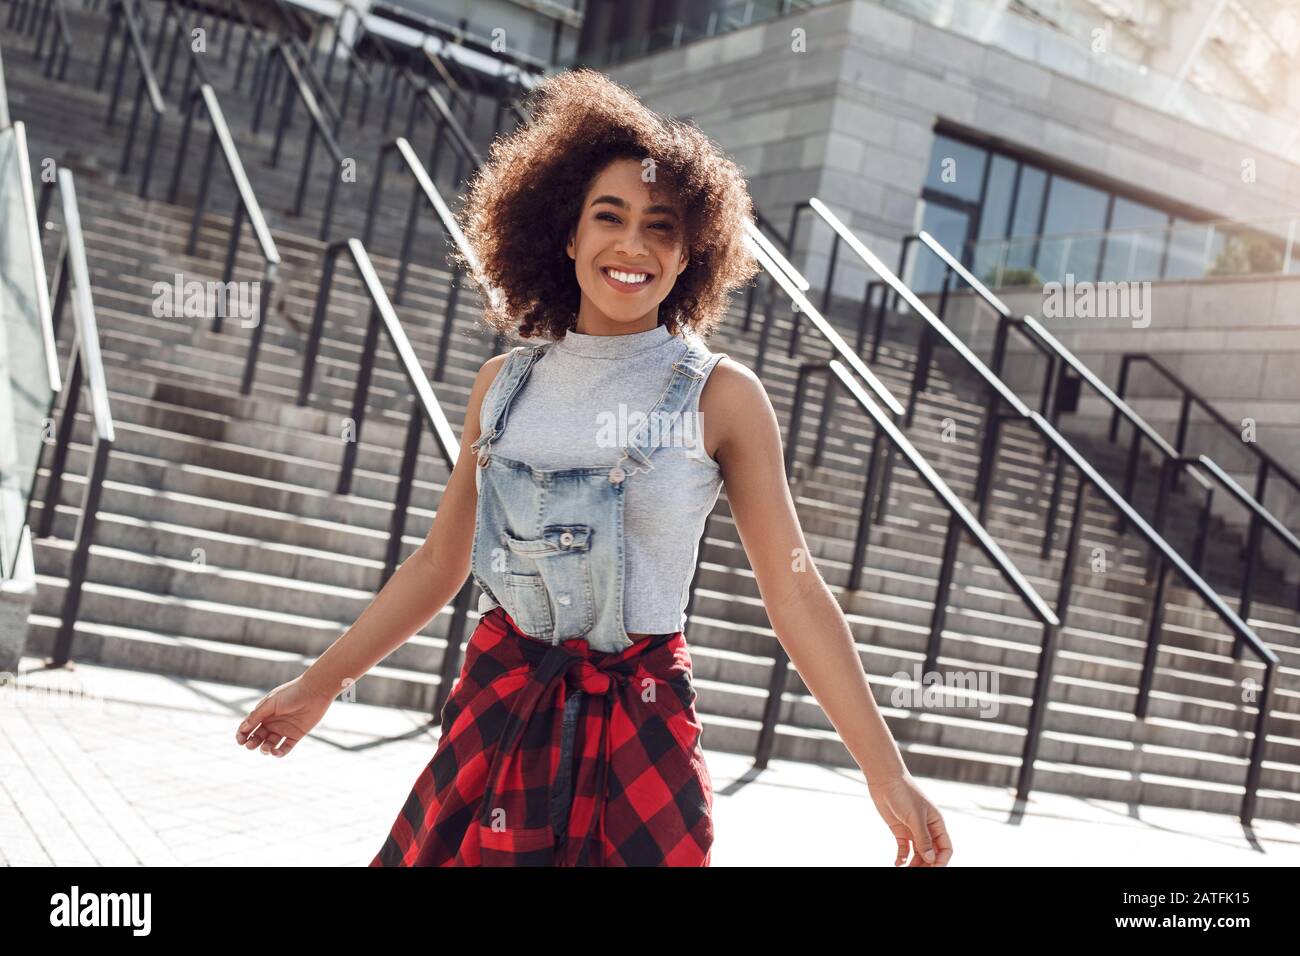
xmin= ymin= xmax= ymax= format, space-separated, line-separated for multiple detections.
xmin=502 ymin=524 xmax=596 ymax=640
xmin=503 ymin=571 xmax=554 ymax=638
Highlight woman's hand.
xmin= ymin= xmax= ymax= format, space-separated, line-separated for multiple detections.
xmin=234 ymin=674 xmax=338 ymax=758
xmin=867 ymin=772 xmax=953 ymax=866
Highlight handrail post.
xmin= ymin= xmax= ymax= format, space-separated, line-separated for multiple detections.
xmin=1172 ymin=391 xmax=1192 ymax=493
xmin=811 ymin=372 xmax=836 ymax=470
xmin=52 ymin=436 xmax=111 ymax=669
xmin=271 ymin=55 xmax=297 ymax=168
xmin=433 ymin=261 xmax=462 ymax=382
xmin=972 ymin=397 xmax=1002 ymax=522
xmin=241 ymin=266 xmax=276 ymax=395
xmin=168 ymin=88 xmax=198 ymax=203
xmin=1241 ymin=663 xmax=1275 ymax=826
xmin=95 ymin=3 xmax=121 ymax=90
xmin=292 ymin=122 xmax=318 ymax=213
xmin=855 ymin=280 xmax=875 ymax=353
xmin=753 ymin=640 xmax=791 ymax=769
xmin=924 ymin=513 xmax=962 ymax=676
xmin=338 ymin=300 xmax=382 ymax=496
xmin=362 ymin=143 xmax=390 ymax=249
xmin=1040 ymin=450 xmax=1066 ymax=559
xmin=37 ymin=263 xmax=77 ymax=541
xmin=1117 ymin=426 xmax=1142 ymax=536
xmin=1017 ymin=481 xmax=1087 ymax=809
xmin=383 ymin=403 xmax=426 ymax=585
xmin=1234 ymin=462 xmax=1269 ymax=658
xmin=1109 ymin=354 xmax=1133 ymax=442
xmin=1136 ymin=458 xmax=1177 ymax=718
xmin=299 ymin=243 xmax=345 ymax=406
xmin=1192 ymin=485 xmax=1213 ymax=574
xmin=783 ymin=363 xmax=813 ymax=480
xmin=186 ymin=127 xmax=219 ymax=257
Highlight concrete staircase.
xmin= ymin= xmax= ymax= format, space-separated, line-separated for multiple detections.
xmin=6 ymin=0 xmax=1298 ymax=822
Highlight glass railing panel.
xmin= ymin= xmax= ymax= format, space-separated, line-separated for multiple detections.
xmin=0 ymin=125 xmax=53 ymax=579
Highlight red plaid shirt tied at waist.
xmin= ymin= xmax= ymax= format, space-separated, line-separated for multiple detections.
xmin=370 ymin=606 xmax=714 ymax=866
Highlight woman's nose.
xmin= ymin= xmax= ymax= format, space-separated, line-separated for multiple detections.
xmin=614 ymin=228 xmax=650 ymax=256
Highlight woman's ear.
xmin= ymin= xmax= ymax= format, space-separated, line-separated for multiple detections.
xmin=566 ymin=231 xmax=576 ymax=261
xmin=677 ymin=246 xmax=689 ymax=276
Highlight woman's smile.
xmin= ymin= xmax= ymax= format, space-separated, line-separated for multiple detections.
xmin=600 ymin=265 xmax=655 ymax=293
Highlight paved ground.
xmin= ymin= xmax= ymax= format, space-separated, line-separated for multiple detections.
xmin=3 ymin=655 xmax=1299 ymax=867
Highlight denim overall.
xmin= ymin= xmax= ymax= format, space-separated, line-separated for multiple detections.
xmin=468 ymin=334 xmax=721 ymax=652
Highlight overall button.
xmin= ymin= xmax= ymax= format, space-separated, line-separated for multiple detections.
xmin=559 ymin=531 xmax=574 ymax=547
xmin=608 ymin=465 xmax=626 ymax=484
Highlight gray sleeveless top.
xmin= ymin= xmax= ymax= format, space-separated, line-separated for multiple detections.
xmin=477 ymin=323 xmax=727 ymax=634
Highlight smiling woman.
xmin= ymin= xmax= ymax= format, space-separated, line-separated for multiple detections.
xmin=237 ymin=67 xmax=952 ymax=870
xmin=450 ymin=68 xmax=758 ymax=342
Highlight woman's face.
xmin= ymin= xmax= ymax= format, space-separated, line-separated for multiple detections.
xmin=565 ymin=157 xmax=688 ymax=330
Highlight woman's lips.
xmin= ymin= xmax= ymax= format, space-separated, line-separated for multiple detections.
xmin=600 ymin=267 xmax=653 ymax=294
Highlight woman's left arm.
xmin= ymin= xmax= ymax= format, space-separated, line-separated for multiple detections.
xmin=704 ymin=359 xmax=952 ymax=865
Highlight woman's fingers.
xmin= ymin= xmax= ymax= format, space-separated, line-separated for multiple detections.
xmin=927 ymin=813 xmax=954 ymax=866
xmin=236 ymin=694 xmax=275 ymax=746
xmin=894 ymin=837 xmax=910 ymax=866
xmin=267 ymin=734 xmax=299 ymax=758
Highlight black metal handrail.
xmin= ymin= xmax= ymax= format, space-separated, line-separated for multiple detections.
xmin=769 ymin=357 xmax=1063 ymax=771
xmin=899 ymin=234 xmax=1060 ymax=421
xmin=739 ymin=218 xmax=1061 ymax=784
xmin=29 ymin=169 xmax=117 ymax=669
xmin=23 ymin=0 xmax=73 ymax=80
xmin=320 ymin=3 xmax=379 ymax=122
xmin=1156 ymin=452 xmax=1300 ymax=631
xmin=907 ymin=228 xmax=1221 ymax=565
xmin=418 ymin=43 xmax=474 ymax=132
xmin=802 ymin=197 xmax=1279 ymax=824
xmin=168 ymin=81 xmax=282 ymax=393
xmin=220 ymin=0 xmax=275 ymax=93
xmin=742 ymin=218 xmax=902 ymax=419
xmin=742 ymin=206 xmax=797 ymax=342
xmin=251 ymin=40 xmax=343 ymax=240
xmin=395 ymin=66 xmax=483 ymax=192
xmin=361 ymin=135 xmax=494 ymax=381
xmin=264 ymin=0 xmax=345 ymax=123
xmin=93 ymin=0 xmax=167 ymax=197
xmin=1115 ymin=352 xmax=1300 ymax=617
xmin=294 ymin=237 xmax=470 ymax=722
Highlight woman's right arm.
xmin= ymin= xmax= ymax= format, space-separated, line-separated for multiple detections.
xmin=235 ymin=352 xmax=509 ymax=756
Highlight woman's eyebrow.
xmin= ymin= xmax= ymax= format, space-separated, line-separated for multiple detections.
xmin=590 ymin=195 xmax=680 ymax=218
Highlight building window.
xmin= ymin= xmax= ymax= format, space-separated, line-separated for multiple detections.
xmin=912 ymin=129 xmax=1217 ymax=291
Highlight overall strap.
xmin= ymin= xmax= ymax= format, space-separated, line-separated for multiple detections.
xmin=471 ymin=341 xmax=552 ymax=455
xmin=620 ymin=336 xmax=726 ymax=473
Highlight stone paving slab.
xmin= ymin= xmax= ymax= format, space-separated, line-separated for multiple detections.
xmin=3 ymin=655 xmax=1298 ymax=867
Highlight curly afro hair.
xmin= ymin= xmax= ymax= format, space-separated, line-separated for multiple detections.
xmin=450 ymin=68 xmax=760 ymax=342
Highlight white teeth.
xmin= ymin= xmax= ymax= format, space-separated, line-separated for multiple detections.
xmin=606 ymin=268 xmax=649 ymax=284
